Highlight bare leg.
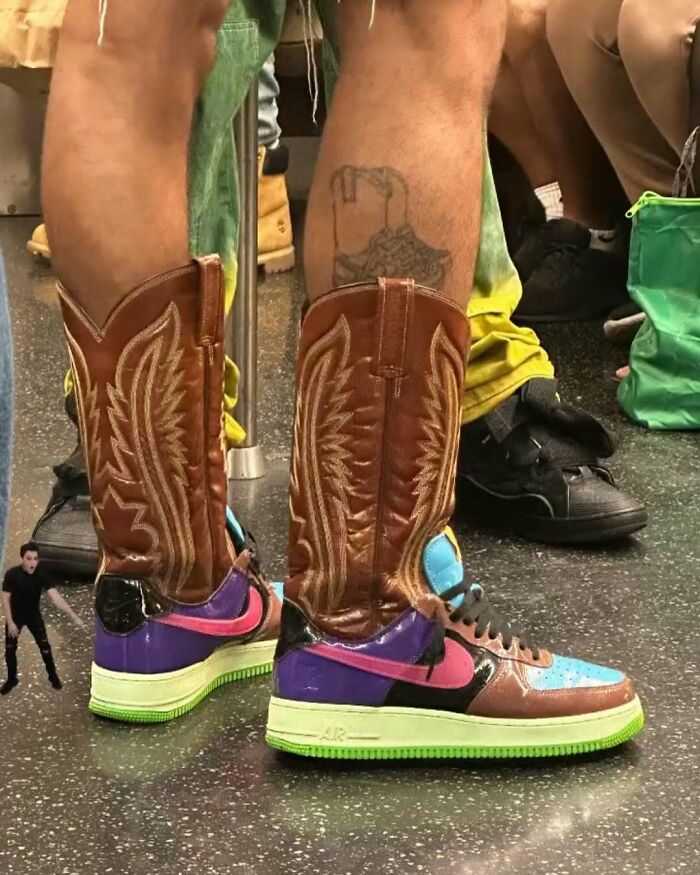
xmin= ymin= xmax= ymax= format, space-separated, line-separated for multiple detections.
xmin=42 ymin=0 xmax=229 ymax=326
xmin=489 ymin=59 xmax=556 ymax=191
xmin=504 ymin=0 xmax=625 ymax=227
xmin=304 ymin=0 xmax=507 ymax=311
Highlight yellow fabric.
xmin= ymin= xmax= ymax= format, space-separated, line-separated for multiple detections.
xmin=0 ymin=0 xmax=64 ymax=69
xmin=220 ymin=252 xmax=244 ymax=447
xmin=443 ymin=526 xmax=462 ymax=563
xmin=223 ymin=351 xmax=246 ymax=446
xmin=463 ymin=307 xmax=555 ymax=425
xmin=462 ymin=155 xmax=554 ymax=424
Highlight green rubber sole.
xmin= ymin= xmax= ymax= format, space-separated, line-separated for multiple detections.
xmin=90 ymin=639 xmax=276 ymax=724
xmin=266 ymin=696 xmax=644 ymax=760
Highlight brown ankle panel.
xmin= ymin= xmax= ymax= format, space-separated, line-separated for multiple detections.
xmin=58 ymin=257 xmax=233 ymax=603
xmin=287 ymin=278 xmax=470 ymax=638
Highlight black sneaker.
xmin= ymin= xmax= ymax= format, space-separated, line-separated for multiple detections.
xmin=33 ymin=388 xmax=264 ymax=581
xmin=1 ymin=678 xmax=18 ymax=696
xmin=49 ymin=675 xmax=63 ymax=690
xmin=513 ymin=219 xmax=630 ymax=323
xmin=32 ymin=446 xmax=99 ymax=580
xmin=456 ymin=378 xmax=647 ymax=544
xmin=513 ymin=218 xmax=589 ymax=282
xmin=489 ymin=136 xmax=546 ymax=256
xmin=262 ymin=142 xmax=290 ymax=176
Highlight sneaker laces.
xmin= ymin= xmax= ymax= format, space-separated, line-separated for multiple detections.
xmin=437 ymin=581 xmax=541 ymax=660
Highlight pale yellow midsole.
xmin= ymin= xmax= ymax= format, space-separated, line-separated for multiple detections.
xmin=267 ymin=696 xmax=644 ymax=750
xmin=91 ymin=639 xmax=276 ymax=714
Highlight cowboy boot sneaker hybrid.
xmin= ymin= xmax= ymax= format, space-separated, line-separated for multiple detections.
xmin=266 ymin=278 xmax=644 ymax=759
xmin=59 ymin=257 xmax=280 ymax=723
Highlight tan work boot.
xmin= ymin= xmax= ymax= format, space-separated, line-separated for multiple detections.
xmin=257 ymin=145 xmax=295 ymax=275
xmin=27 ymin=223 xmax=51 ymax=259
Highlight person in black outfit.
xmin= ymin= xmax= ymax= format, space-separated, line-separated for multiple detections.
xmin=1 ymin=542 xmax=85 ymax=696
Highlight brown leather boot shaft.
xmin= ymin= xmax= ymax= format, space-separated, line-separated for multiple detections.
xmin=287 ymin=278 xmax=470 ymax=638
xmin=58 ymin=257 xmax=234 ymax=603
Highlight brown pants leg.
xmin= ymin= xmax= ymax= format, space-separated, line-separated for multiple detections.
xmin=547 ymin=0 xmax=699 ymax=201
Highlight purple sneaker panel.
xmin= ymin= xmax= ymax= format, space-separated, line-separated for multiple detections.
xmin=274 ymin=609 xmax=434 ymax=705
xmin=94 ymin=569 xmax=249 ymax=674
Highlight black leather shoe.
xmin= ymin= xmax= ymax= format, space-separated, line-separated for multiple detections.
xmin=513 ymin=219 xmax=629 ymax=323
xmin=32 ymin=443 xmax=99 ymax=580
xmin=33 ymin=494 xmax=99 ymax=579
xmin=32 ymin=390 xmax=99 ymax=580
xmin=456 ymin=379 xmax=647 ymax=544
xmin=513 ymin=218 xmax=589 ymax=284
xmin=33 ymin=388 xmax=264 ymax=582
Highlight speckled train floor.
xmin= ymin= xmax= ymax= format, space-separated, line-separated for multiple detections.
xmin=1 ymin=215 xmax=698 ymax=875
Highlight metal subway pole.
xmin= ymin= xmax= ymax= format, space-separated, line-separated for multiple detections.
xmin=228 ymin=80 xmax=265 ymax=480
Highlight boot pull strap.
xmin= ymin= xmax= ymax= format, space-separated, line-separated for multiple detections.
xmin=372 ymin=277 xmax=414 ymax=380
xmin=197 ymin=255 xmax=224 ymax=346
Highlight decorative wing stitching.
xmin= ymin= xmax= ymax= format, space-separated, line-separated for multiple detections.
xmin=398 ymin=323 xmax=463 ymax=602
xmin=99 ymin=302 xmax=195 ymax=594
xmin=65 ymin=327 xmax=102 ymax=485
xmin=290 ymin=316 xmax=353 ymax=615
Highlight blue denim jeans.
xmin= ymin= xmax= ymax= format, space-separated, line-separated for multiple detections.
xmin=258 ymin=54 xmax=281 ymax=148
xmin=0 ymin=254 xmax=12 ymax=566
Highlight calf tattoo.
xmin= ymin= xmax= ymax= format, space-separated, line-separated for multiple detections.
xmin=331 ymin=166 xmax=454 ymax=289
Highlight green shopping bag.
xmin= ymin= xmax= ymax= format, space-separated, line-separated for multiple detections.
xmin=618 ymin=129 xmax=700 ymax=430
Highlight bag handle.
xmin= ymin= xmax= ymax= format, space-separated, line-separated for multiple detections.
xmin=681 ymin=24 xmax=700 ymax=196
xmin=673 ymin=127 xmax=700 ymax=197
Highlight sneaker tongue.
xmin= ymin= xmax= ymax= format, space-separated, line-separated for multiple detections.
xmin=269 ymin=580 xmax=285 ymax=600
xmin=423 ymin=529 xmax=467 ymax=606
xmin=519 ymin=379 xmax=615 ymax=461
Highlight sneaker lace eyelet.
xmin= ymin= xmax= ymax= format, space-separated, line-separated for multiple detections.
xmin=450 ymin=584 xmax=541 ymax=658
